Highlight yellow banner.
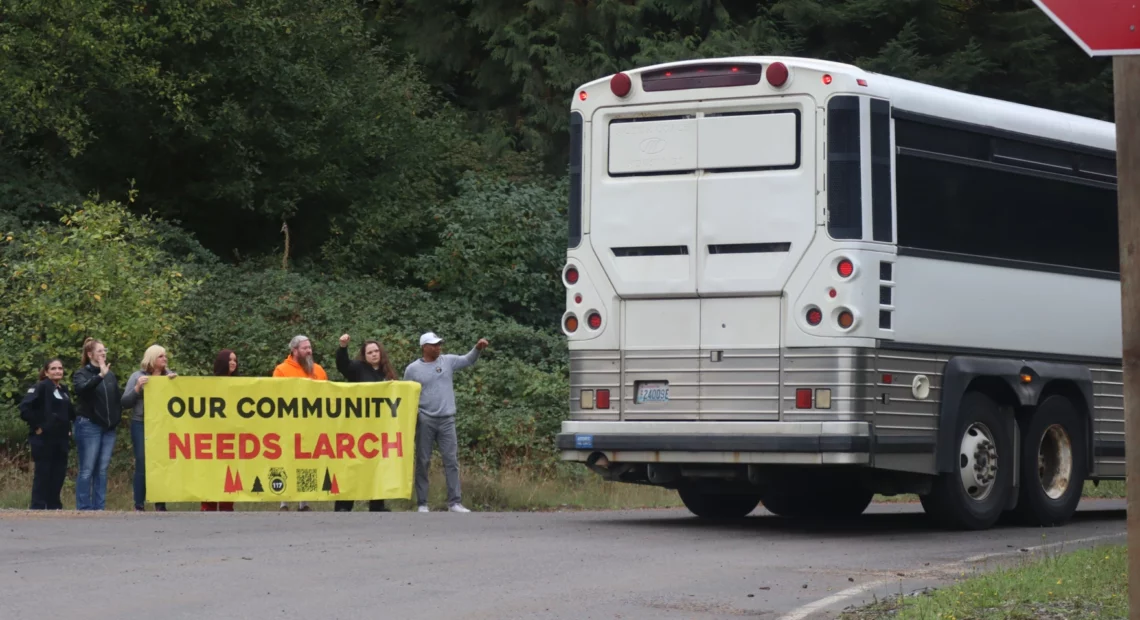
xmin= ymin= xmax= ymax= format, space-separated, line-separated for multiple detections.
xmin=143 ymin=376 xmax=421 ymax=502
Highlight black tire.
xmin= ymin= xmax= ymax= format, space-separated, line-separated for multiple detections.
xmin=1012 ymin=396 xmax=1087 ymax=526
xmin=760 ymin=480 xmax=873 ymax=518
xmin=678 ymin=488 xmax=762 ymax=519
xmin=920 ymin=391 xmax=1014 ymax=531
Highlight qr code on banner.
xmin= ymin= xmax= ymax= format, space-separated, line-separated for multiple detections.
xmin=297 ymin=468 xmax=318 ymax=493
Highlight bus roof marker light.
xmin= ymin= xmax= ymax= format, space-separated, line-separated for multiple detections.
xmin=822 ymin=74 xmax=833 ymax=85
xmin=610 ymin=72 xmax=632 ymax=97
xmin=857 ymin=78 xmax=869 ymax=87
xmin=578 ymin=91 xmax=588 ymax=101
xmin=766 ymin=62 xmax=789 ymax=88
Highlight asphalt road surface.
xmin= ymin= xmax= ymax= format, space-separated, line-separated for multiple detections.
xmin=0 ymin=499 xmax=1125 ymax=620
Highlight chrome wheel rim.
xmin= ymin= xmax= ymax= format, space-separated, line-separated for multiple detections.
xmin=1038 ymin=424 xmax=1073 ymax=500
xmin=959 ymin=422 xmax=998 ymax=501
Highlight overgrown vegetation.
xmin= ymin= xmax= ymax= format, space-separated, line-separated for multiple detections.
xmin=841 ymin=544 xmax=1127 ymax=619
xmin=0 ymin=0 xmax=1119 ymax=481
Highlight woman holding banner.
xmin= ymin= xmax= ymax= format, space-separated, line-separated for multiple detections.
xmin=201 ymin=349 xmax=239 ymax=512
xmin=19 ymin=358 xmax=75 ymax=509
xmin=333 ymin=333 xmax=397 ymax=512
xmin=122 ymin=344 xmax=177 ymax=512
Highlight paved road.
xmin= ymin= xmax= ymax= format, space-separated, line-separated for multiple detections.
xmin=0 ymin=500 xmax=1125 ymax=620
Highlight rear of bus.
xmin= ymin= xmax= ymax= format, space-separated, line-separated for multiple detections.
xmin=557 ymin=58 xmax=899 ymax=503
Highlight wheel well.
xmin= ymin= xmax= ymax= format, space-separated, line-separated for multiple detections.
xmin=965 ymin=376 xmax=1019 ymax=413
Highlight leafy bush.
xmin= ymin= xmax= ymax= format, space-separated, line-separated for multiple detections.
xmin=415 ymin=173 xmax=569 ymax=327
xmin=0 ymin=199 xmax=201 ymax=446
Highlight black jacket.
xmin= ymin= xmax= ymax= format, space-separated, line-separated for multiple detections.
xmin=19 ymin=380 xmax=76 ymax=437
xmin=336 ymin=347 xmax=391 ymax=383
xmin=72 ymin=364 xmax=122 ymax=430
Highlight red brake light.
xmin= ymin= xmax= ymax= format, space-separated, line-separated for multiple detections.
xmin=564 ymin=315 xmax=578 ymax=333
xmin=565 ymin=266 xmax=579 ymax=285
xmin=596 ymin=389 xmax=610 ymax=409
xmin=766 ymin=62 xmax=789 ymax=88
xmin=806 ymin=308 xmax=822 ymax=326
xmin=610 ymin=72 xmax=632 ymax=97
xmin=837 ymin=259 xmax=854 ymax=278
xmin=822 ymin=74 xmax=833 ymax=85
xmin=587 ymin=312 xmax=602 ymax=330
xmin=795 ymin=389 xmax=812 ymax=409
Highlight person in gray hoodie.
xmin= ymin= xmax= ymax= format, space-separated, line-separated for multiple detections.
xmin=122 ymin=344 xmax=177 ymax=512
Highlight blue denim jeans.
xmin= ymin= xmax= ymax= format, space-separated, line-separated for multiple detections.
xmin=74 ymin=417 xmax=116 ymax=510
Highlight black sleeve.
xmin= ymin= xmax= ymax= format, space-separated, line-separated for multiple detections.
xmin=72 ymin=367 xmax=103 ymax=395
xmin=335 ymin=347 xmax=356 ymax=381
xmin=18 ymin=381 xmax=46 ymax=427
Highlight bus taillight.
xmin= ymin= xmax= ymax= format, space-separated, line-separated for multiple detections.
xmin=766 ymin=62 xmax=789 ymax=88
xmin=795 ymin=389 xmax=812 ymax=409
xmin=806 ymin=307 xmax=822 ymax=326
xmin=587 ymin=312 xmax=602 ymax=330
xmin=837 ymin=259 xmax=854 ymax=278
xmin=565 ymin=266 xmax=579 ymax=285
xmin=596 ymin=389 xmax=611 ymax=409
xmin=837 ymin=309 xmax=855 ymax=330
xmin=611 ymin=73 xmax=632 ymax=97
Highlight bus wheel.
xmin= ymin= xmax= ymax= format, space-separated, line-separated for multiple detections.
xmin=760 ymin=481 xmax=872 ymax=518
xmin=1013 ymin=396 xmax=1086 ymax=526
xmin=920 ymin=391 xmax=1013 ymax=530
xmin=677 ymin=488 xmax=762 ymax=519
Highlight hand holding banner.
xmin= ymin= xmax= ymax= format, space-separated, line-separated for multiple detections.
xmin=143 ymin=376 xmax=421 ymax=503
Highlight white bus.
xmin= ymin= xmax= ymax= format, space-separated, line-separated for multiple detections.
xmin=556 ymin=56 xmax=1124 ymax=530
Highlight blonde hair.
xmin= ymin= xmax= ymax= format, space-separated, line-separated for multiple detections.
xmin=140 ymin=344 xmax=168 ymax=374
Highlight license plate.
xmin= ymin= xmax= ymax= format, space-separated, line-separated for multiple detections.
xmin=635 ymin=381 xmax=670 ymax=404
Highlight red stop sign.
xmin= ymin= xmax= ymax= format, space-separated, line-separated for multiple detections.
xmin=1034 ymin=0 xmax=1140 ymax=56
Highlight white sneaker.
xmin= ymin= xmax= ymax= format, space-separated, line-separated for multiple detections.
xmin=448 ymin=503 xmax=471 ymax=513
xmin=416 ymin=505 xmax=430 ymax=513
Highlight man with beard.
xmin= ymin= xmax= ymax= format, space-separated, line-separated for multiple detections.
xmin=272 ymin=334 xmax=329 ymax=511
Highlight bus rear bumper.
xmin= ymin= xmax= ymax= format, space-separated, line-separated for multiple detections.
xmin=557 ymin=421 xmax=872 ymax=465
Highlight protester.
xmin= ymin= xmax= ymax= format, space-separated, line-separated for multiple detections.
xmin=202 ymin=349 xmax=239 ymax=512
xmin=19 ymin=358 xmax=75 ymax=510
xmin=403 ymin=332 xmax=488 ymax=513
xmin=122 ymin=344 xmax=177 ymax=512
xmin=72 ymin=338 xmax=121 ymax=511
xmin=333 ymin=333 xmax=397 ymax=513
xmin=272 ymin=335 xmax=328 ymax=511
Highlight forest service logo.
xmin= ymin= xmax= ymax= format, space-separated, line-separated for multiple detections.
xmin=639 ymin=137 xmax=667 ymax=154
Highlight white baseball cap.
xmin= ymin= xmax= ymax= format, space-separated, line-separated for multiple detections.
xmin=419 ymin=332 xmax=443 ymax=346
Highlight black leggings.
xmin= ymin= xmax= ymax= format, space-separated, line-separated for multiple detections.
xmin=29 ymin=434 xmax=70 ymax=510
xmin=334 ymin=500 xmax=388 ymax=512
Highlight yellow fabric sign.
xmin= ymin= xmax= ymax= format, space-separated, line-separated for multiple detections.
xmin=143 ymin=376 xmax=421 ymax=503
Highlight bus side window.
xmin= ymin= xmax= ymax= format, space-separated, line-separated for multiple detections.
xmin=827 ymin=96 xmax=862 ymax=240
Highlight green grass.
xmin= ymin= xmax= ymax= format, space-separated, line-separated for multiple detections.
xmin=842 ymin=544 xmax=1127 ymax=619
xmin=0 ymin=455 xmax=683 ymax=512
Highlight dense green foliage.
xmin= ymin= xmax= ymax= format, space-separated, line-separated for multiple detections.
xmin=0 ymin=0 xmax=1117 ymax=467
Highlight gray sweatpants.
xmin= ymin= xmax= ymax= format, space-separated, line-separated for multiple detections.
xmin=415 ymin=414 xmax=461 ymax=506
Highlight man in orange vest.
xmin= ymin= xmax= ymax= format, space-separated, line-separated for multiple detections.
xmin=272 ymin=334 xmax=328 ymax=511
